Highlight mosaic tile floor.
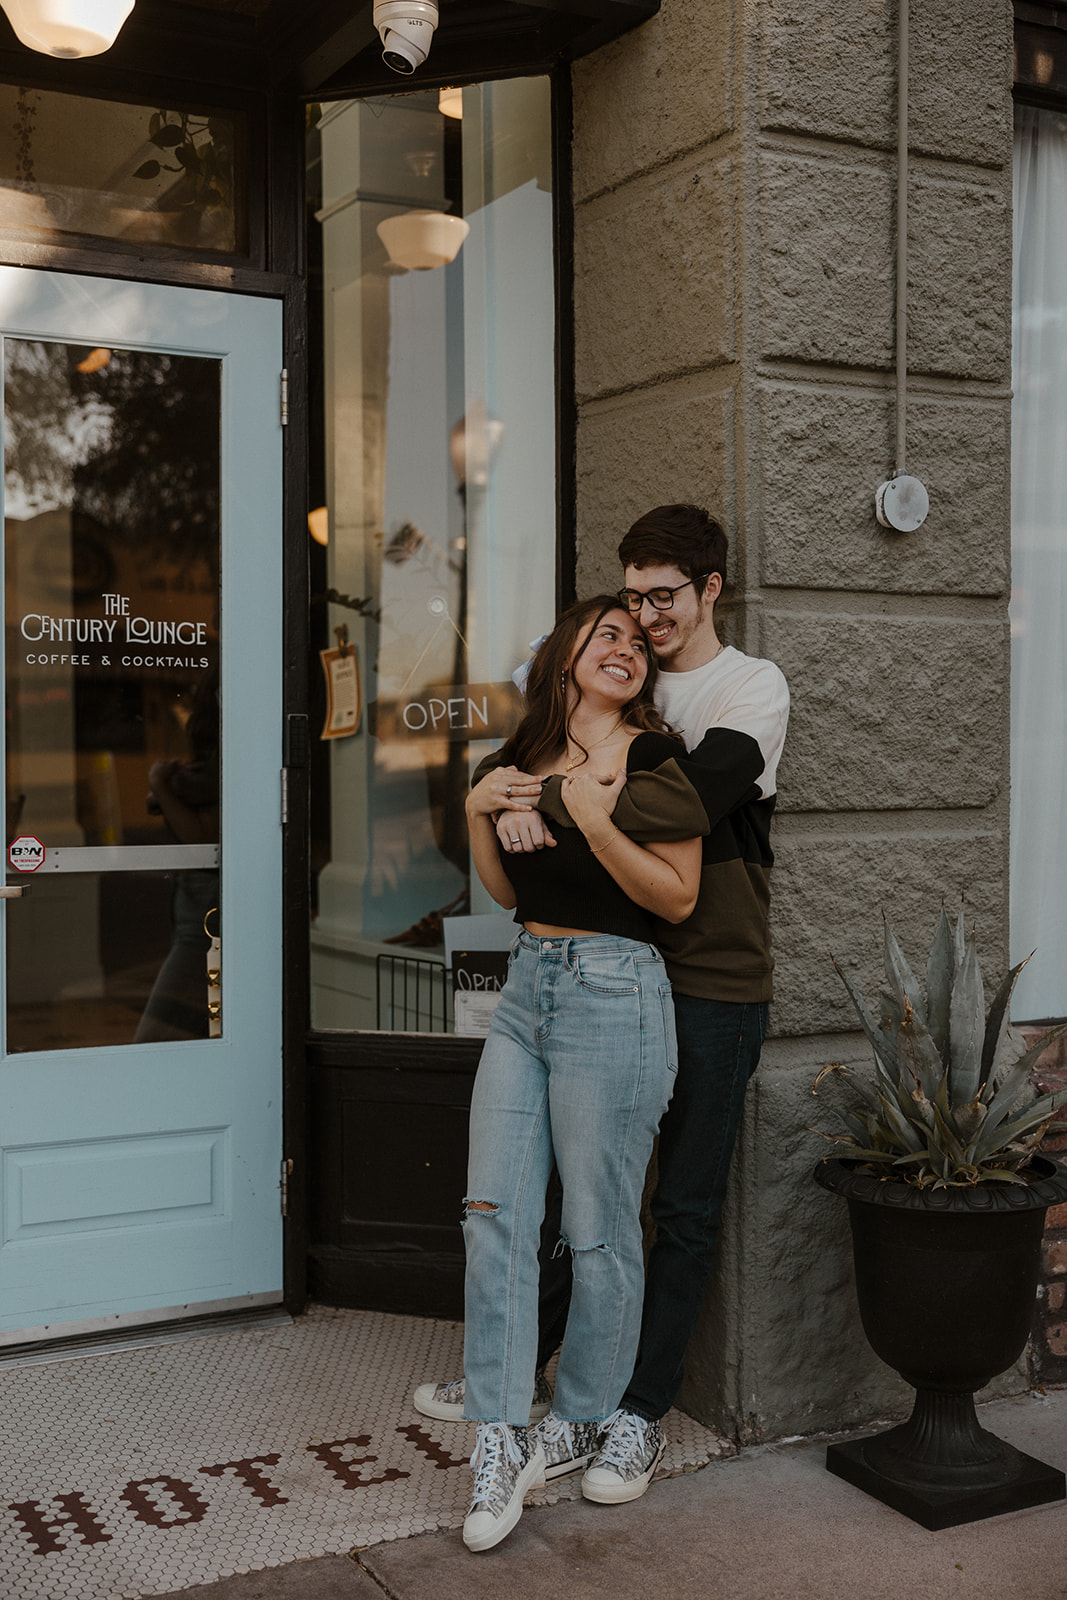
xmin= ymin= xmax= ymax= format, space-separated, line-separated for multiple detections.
xmin=0 ymin=1304 xmax=734 ymax=1600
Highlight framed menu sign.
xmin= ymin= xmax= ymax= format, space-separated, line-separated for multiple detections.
xmin=443 ymin=914 xmax=515 ymax=1038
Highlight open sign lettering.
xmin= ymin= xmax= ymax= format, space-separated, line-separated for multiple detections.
xmin=369 ymin=681 xmax=522 ymax=744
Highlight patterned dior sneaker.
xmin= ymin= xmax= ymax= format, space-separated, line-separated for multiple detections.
xmin=412 ymin=1376 xmax=468 ymax=1421
xmin=536 ymin=1411 xmax=604 ymax=1481
xmin=462 ymin=1422 xmax=546 ymax=1552
xmin=413 ymin=1369 xmax=553 ymax=1423
xmin=581 ymin=1408 xmax=666 ymax=1504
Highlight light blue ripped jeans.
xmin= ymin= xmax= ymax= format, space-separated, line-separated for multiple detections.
xmin=462 ymin=931 xmax=677 ymax=1425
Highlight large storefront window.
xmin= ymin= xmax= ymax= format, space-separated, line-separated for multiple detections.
xmin=1010 ymin=105 xmax=1067 ymax=1022
xmin=306 ymin=79 xmax=556 ymax=1032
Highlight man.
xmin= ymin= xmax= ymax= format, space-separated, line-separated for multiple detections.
xmin=414 ymin=504 xmax=789 ymax=1504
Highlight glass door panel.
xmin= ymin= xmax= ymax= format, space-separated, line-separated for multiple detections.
xmin=4 ymin=338 xmax=221 ymax=1051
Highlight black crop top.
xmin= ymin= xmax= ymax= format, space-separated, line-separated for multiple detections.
xmin=492 ymin=732 xmax=693 ymax=941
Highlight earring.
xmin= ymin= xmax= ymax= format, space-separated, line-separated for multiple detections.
xmin=561 ymin=669 xmax=567 ymax=688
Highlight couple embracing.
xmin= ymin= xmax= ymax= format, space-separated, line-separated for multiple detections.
xmin=413 ymin=503 xmax=789 ymax=1552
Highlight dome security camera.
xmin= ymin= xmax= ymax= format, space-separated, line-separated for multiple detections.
xmin=373 ymin=1 xmax=438 ymax=75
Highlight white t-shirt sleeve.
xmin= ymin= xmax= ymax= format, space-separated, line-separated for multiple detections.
xmin=702 ymin=660 xmax=789 ymax=798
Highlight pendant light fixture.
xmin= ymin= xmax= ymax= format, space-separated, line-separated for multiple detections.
xmin=0 ymin=0 xmax=135 ymax=58
xmin=376 ymin=210 xmax=469 ymax=272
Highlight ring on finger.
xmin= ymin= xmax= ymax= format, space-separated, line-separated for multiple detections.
xmin=508 ymin=836 xmax=521 ymax=847
xmin=506 ymin=785 xmax=512 ymax=799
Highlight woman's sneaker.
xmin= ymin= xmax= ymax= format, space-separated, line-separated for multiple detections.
xmin=462 ymin=1422 xmax=545 ymax=1552
xmin=581 ymin=1408 xmax=665 ymax=1504
xmin=536 ymin=1411 xmax=604 ymax=1481
xmin=412 ymin=1376 xmax=468 ymax=1421
xmin=413 ymin=1370 xmax=553 ymax=1423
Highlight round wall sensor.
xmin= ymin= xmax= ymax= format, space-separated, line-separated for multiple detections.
xmin=875 ymin=473 xmax=929 ymax=532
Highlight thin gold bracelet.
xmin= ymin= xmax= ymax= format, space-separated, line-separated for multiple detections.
xmin=590 ymin=828 xmax=620 ymax=855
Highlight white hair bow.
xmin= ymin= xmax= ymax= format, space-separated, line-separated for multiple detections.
xmin=511 ymin=634 xmax=550 ymax=694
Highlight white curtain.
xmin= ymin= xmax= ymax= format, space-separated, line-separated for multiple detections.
xmin=1011 ymin=106 xmax=1067 ymax=1020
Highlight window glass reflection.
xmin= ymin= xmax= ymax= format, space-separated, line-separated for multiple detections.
xmin=4 ymin=338 xmax=222 ymax=1053
xmin=0 ymin=86 xmax=240 ymax=253
xmin=306 ymin=79 xmax=556 ymax=1033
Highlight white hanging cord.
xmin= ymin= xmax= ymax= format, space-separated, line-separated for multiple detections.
xmin=895 ymin=0 xmax=909 ymax=475
xmin=874 ymin=0 xmax=927 ymax=531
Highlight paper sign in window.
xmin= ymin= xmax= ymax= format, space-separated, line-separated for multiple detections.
xmin=320 ymin=646 xmax=361 ymax=740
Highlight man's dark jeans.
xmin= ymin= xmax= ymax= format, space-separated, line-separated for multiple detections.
xmin=534 ymin=994 xmax=767 ymax=1421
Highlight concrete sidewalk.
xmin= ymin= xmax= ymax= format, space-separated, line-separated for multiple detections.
xmin=158 ymin=1387 xmax=1067 ymax=1600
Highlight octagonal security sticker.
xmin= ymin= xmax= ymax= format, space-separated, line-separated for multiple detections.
xmin=8 ymin=835 xmax=44 ymax=872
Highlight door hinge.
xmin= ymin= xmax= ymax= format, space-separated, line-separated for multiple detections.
xmin=280 ymin=367 xmax=289 ymax=427
xmin=280 ymin=767 xmax=289 ymax=825
xmin=280 ymin=1157 xmax=293 ymax=1217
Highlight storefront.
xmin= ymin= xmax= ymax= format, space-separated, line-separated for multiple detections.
xmin=0 ymin=0 xmax=657 ymax=1352
xmin=2 ymin=0 xmax=1056 ymax=1452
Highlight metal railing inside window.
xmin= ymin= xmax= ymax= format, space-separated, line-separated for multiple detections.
xmin=375 ymin=953 xmax=452 ymax=1032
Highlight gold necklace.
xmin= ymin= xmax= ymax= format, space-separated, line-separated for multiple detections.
xmin=565 ymin=721 xmax=623 ymax=772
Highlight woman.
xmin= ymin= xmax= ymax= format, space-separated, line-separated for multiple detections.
xmin=459 ymin=595 xmax=702 ymax=1552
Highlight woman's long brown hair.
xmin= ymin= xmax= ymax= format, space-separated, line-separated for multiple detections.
xmin=501 ymin=595 xmax=677 ymax=774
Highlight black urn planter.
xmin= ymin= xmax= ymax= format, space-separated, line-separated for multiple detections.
xmin=815 ymin=1154 xmax=1067 ymax=1530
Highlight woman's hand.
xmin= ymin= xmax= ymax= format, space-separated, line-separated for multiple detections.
xmin=147 ymin=759 xmax=179 ymax=799
xmin=562 ymin=767 xmax=699 ymax=919
xmin=560 ymin=768 xmax=626 ymax=846
xmin=497 ymin=810 xmax=555 ymax=853
xmin=466 ymin=765 xmax=543 ymax=819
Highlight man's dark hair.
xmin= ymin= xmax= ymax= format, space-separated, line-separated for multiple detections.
xmin=618 ymin=504 xmax=728 ymax=586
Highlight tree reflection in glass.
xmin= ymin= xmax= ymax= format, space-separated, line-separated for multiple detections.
xmin=3 ymin=337 xmax=222 ymax=1052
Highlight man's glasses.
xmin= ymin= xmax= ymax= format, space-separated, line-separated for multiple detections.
xmin=617 ymin=575 xmax=709 ymax=614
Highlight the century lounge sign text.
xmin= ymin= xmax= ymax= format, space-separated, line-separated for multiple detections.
xmin=20 ymin=592 xmax=209 ymax=669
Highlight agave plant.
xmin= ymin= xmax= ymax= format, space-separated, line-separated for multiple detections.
xmin=813 ymin=904 xmax=1067 ymax=1188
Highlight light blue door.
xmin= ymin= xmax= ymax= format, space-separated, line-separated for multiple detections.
xmin=0 ymin=268 xmax=284 ymax=1340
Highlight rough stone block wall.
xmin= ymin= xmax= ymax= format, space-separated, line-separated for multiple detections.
xmin=572 ymin=0 xmax=1016 ymax=1442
